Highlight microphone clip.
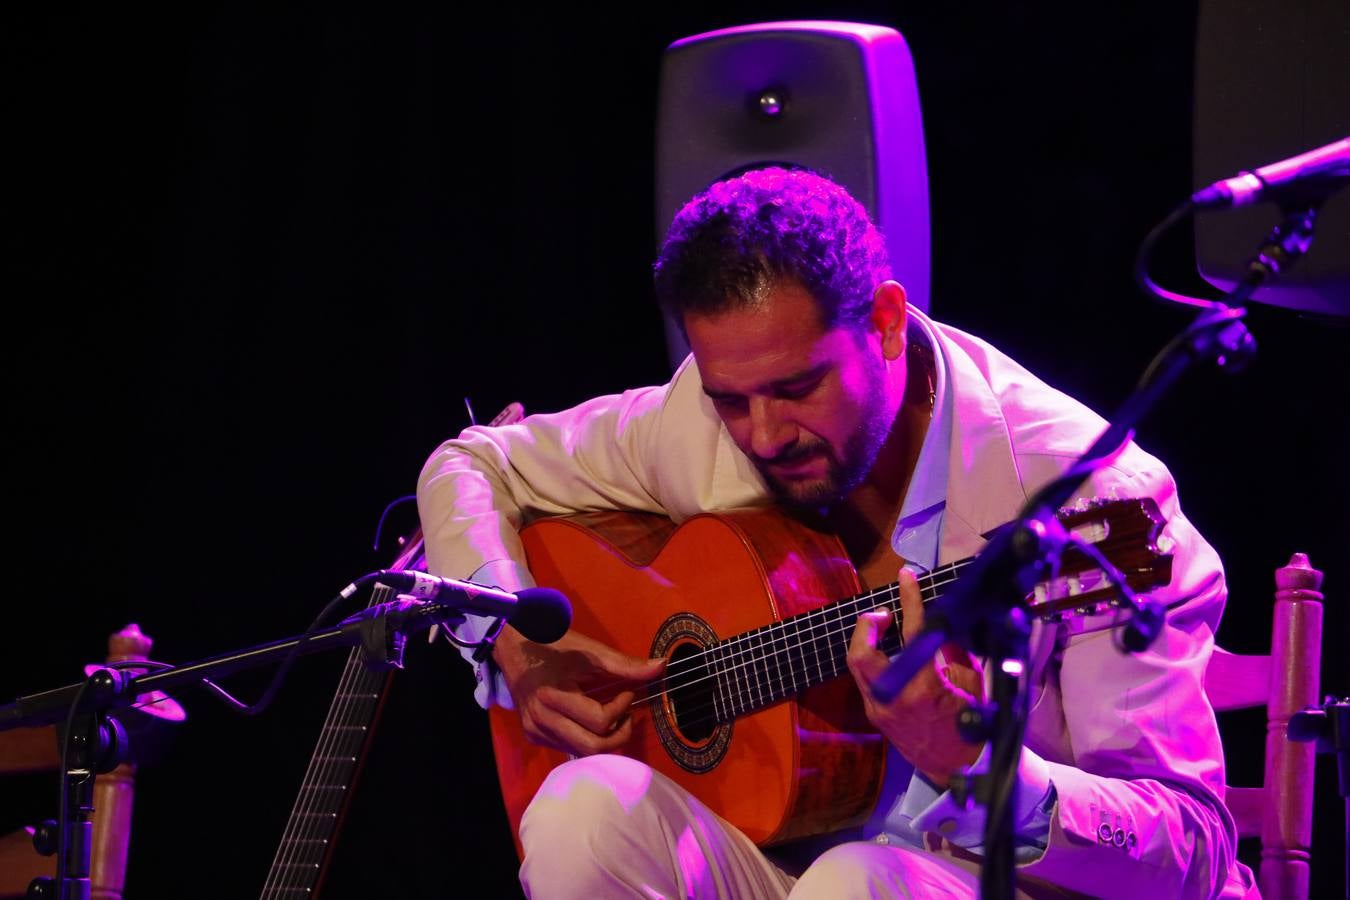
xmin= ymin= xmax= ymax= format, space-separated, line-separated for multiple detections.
xmin=341 ymin=597 xmax=420 ymax=671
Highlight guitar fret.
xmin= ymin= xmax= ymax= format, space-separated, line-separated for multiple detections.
xmin=835 ymin=600 xmax=854 ymax=675
xmin=785 ymin=619 xmax=804 ymax=695
xmin=828 ymin=603 xmax=844 ymax=678
xmin=809 ymin=608 xmax=825 ymax=684
xmin=770 ymin=624 xmax=784 ymax=702
xmin=713 ymin=642 xmax=729 ymax=719
xmin=764 ymin=625 xmax=781 ymax=705
xmin=759 ymin=627 xmax=773 ymax=706
xmin=756 ymin=628 xmax=771 ymax=706
xmin=728 ymin=639 xmax=745 ymax=717
xmin=709 ymin=641 xmax=724 ymax=724
xmin=737 ymin=635 xmax=752 ymax=715
xmin=750 ymin=629 xmax=765 ymax=708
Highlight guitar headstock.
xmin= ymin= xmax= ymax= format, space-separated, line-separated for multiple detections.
xmin=1029 ymin=497 xmax=1174 ymax=621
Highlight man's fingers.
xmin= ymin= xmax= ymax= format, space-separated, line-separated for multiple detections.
xmin=593 ymin=646 xmax=667 ymax=683
xmin=897 ymin=568 xmax=925 ymax=645
xmin=530 ymin=688 xmax=635 ymax=756
xmin=847 ymin=610 xmax=894 ymax=685
xmin=935 ymin=642 xmax=986 ymax=702
xmin=537 ymin=685 xmax=630 ymax=736
xmin=535 ymin=710 xmax=631 ymax=757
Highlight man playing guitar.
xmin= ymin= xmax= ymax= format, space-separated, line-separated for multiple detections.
xmin=417 ymin=168 xmax=1250 ymax=898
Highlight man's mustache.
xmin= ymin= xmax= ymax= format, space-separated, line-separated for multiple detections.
xmin=757 ymin=441 xmax=829 ymax=467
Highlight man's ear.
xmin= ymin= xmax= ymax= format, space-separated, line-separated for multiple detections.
xmin=870 ymin=281 xmax=908 ymax=361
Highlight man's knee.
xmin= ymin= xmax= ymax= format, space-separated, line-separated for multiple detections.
xmin=790 ymin=841 xmax=978 ymax=899
xmin=520 ymin=754 xmax=655 ymax=850
xmin=518 ymin=753 xmax=684 ymax=898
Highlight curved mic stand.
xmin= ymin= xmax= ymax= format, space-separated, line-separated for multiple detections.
xmin=870 ymin=194 xmax=1336 ymax=899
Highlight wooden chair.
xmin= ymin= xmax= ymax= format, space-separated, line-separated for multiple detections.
xmin=1206 ymin=552 xmax=1325 ymax=900
xmin=0 ymin=624 xmax=180 ymax=900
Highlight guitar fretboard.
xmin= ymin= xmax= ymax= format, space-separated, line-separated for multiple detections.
xmin=258 ymin=585 xmax=395 ymax=899
xmin=695 ymin=559 xmax=972 ymax=723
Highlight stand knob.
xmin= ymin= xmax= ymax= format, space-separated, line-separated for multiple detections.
xmin=31 ymin=819 xmax=58 ymax=856
xmin=958 ymin=703 xmax=996 ymax=743
xmin=25 ymin=876 xmax=55 ymax=898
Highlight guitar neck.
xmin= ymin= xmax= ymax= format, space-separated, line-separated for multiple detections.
xmin=704 ymin=560 xmax=971 ymax=722
xmin=257 ymin=587 xmax=398 ymax=900
xmin=701 ymin=530 xmax=1148 ymax=723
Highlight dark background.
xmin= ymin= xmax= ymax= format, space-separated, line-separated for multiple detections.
xmin=4 ymin=3 xmax=1346 ymax=898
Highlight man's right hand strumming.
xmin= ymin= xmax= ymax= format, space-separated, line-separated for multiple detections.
xmin=492 ymin=627 xmax=666 ymax=758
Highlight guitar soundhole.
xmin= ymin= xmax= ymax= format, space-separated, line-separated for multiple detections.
xmin=650 ymin=612 xmax=732 ymax=774
xmin=667 ymin=641 xmax=716 ymax=742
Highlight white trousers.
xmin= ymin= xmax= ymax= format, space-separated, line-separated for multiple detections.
xmin=517 ymin=755 xmax=1058 ymax=900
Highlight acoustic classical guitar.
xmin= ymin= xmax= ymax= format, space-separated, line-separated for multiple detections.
xmin=488 ymin=498 xmax=1173 ymax=851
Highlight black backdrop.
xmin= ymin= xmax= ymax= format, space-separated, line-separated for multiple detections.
xmin=6 ymin=4 xmax=1347 ymax=898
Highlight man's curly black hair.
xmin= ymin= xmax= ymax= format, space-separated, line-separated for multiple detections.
xmin=653 ymin=167 xmax=891 ymax=333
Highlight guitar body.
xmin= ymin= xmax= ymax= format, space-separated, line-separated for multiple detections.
xmin=489 ymin=507 xmax=886 ymax=852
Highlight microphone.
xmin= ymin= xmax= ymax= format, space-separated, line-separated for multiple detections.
xmin=1191 ymin=137 xmax=1350 ymax=209
xmin=364 ymin=570 xmax=572 ymax=644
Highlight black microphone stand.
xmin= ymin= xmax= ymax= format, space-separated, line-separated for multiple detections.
xmin=0 ymin=588 xmax=475 ymax=900
xmin=870 ymin=197 xmax=1330 ymax=900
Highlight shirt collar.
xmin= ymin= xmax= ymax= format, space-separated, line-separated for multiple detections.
xmin=891 ymin=307 xmax=953 ymax=573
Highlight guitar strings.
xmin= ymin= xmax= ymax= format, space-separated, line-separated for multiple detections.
xmin=263 ymin=609 xmax=369 ymax=897
xmin=262 ymin=584 xmax=390 ymax=896
xmin=614 ymin=549 xmax=1107 ymax=743
xmin=271 ymin=594 xmax=379 ymax=894
xmin=599 ymin=578 xmax=939 ymax=724
xmin=519 ymin=581 xmax=932 ymax=755
xmin=626 ymin=595 xmax=911 ymax=738
xmin=604 ymin=564 xmax=977 ymax=747
xmin=269 ymin=538 xmax=430 ymax=894
xmin=624 ymin=611 xmax=906 ymax=744
xmin=630 ymin=596 xmax=905 ymax=708
xmin=278 ymin=609 xmax=385 ymax=894
xmin=581 ymin=548 xmax=1103 ymax=718
xmin=592 ymin=561 xmax=957 ymax=697
xmin=596 ymin=608 xmax=910 ymax=760
xmin=571 ymin=563 xmax=966 ymax=709
xmin=278 ymin=639 xmax=368 ymax=892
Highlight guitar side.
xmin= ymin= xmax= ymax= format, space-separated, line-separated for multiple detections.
xmin=489 ymin=508 xmax=885 ymax=855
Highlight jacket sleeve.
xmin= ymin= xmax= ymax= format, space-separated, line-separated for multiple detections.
xmin=416 ymin=382 xmax=673 ymax=586
xmin=414 ymin=375 xmax=678 ymax=707
xmin=1013 ymin=453 xmax=1246 ymax=899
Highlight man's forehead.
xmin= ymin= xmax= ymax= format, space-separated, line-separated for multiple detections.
xmin=692 ymin=327 xmax=859 ymax=399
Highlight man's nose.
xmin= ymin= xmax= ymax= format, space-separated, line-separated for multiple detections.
xmin=749 ymin=396 xmax=795 ymax=460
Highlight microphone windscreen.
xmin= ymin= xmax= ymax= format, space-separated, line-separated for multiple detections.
xmin=511 ymin=588 xmax=572 ymax=644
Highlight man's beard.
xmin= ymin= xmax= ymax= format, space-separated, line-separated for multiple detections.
xmin=755 ymin=357 xmax=892 ymax=510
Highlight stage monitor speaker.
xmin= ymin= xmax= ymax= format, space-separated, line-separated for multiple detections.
xmin=1194 ymin=0 xmax=1350 ymax=316
xmin=655 ymin=21 xmax=929 ymax=367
